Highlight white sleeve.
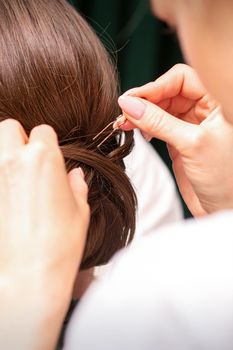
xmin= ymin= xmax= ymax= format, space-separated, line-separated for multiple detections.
xmin=124 ymin=130 xmax=183 ymax=238
xmin=64 ymin=211 xmax=233 ymax=350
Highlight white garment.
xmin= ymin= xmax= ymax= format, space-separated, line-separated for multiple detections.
xmin=65 ymin=211 xmax=233 ymax=350
xmin=125 ymin=130 xmax=183 ymax=236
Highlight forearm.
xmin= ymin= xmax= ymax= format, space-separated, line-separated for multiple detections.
xmin=0 ymin=276 xmax=71 ymax=350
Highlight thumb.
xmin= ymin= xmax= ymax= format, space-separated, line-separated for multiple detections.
xmin=118 ymin=95 xmax=200 ymax=150
xmin=68 ymin=167 xmax=89 ymax=206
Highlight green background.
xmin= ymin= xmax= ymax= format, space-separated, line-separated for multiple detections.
xmin=69 ymin=0 xmax=190 ymax=217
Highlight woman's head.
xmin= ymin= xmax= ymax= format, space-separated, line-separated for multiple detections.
xmin=0 ymin=0 xmax=136 ymax=269
xmin=151 ymin=0 xmax=233 ymax=124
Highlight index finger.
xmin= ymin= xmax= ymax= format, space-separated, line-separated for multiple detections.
xmin=29 ymin=124 xmax=59 ymax=147
xmin=0 ymin=119 xmax=28 ymax=154
xmin=123 ymin=64 xmax=207 ymax=104
xmin=28 ymin=125 xmax=63 ymax=163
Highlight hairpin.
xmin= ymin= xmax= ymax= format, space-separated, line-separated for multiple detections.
xmin=93 ymin=115 xmax=126 ymax=149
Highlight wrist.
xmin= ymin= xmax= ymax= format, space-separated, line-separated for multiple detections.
xmin=0 ymin=273 xmax=72 ymax=350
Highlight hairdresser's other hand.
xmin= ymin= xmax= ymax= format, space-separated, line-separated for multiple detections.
xmin=118 ymin=64 xmax=233 ymax=217
xmin=0 ymin=120 xmax=89 ymax=350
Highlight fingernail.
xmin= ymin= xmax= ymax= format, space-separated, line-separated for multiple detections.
xmin=122 ymin=88 xmax=137 ymax=96
xmin=78 ymin=167 xmax=85 ymax=179
xmin=141 ymin=131 xmax=152 ymax=142
xmin=118 ymin=96 xmax=145 ymax=120
xmin=73 ymin=167 xmax=84 ymax=179
xmin=113 ymin=115 xmax=126 ymax=129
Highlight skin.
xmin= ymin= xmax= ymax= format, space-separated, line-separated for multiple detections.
xmin=118 ymin=0 xmax=233 ymax=216
xmin=0 ymin=120 xmax=89 ymax=350
xmin=151 ymin=0 xmax=233 ymax=123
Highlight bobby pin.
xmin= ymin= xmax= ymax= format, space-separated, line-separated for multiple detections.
xmin=93 ymin=115 xmax=126 ymax=149
xmin=96 ymin=129 xmax=116 ymax=149
xmin=93 ymin=121 xmax=114 ymax=141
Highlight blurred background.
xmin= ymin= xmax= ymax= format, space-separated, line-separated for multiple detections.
xmin=68 ymin=0 xmax=190 ymax=217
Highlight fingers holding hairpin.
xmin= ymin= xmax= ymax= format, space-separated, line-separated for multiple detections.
xmin=114 ymin=113 xmax=136 ymax=131
xmin=113 ymin=115 xmax=126 ymax=129
xmin=115 ymin=114 xmax=152 ymax=142
xmin=92 ymin=114 xmax=135 ymax=150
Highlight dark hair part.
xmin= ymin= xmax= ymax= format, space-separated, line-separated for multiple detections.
xmin=0 ymin=0 xmax=136 ymax=269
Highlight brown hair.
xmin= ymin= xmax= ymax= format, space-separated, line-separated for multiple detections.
xmin=0 ymin=0 xmax=136 ymax=269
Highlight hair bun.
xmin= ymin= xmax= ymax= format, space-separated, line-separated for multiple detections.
xmin=61 ymin=132 xmax=136 ymax=270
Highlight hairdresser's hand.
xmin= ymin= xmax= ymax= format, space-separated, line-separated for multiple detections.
xmin=118 ymin=64 xmax=233 ymax=216
xmin=0 ymin=120 xmax=89 ymax=350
